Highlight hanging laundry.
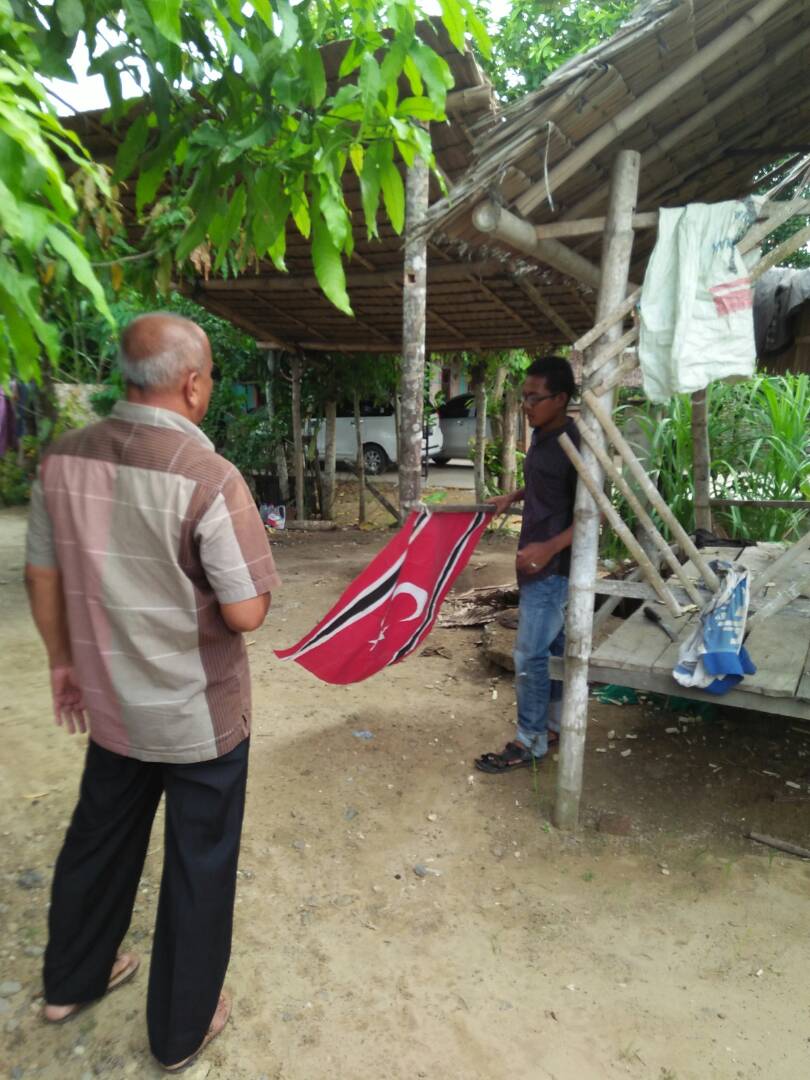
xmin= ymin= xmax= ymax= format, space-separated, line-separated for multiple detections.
xmin=639 ymin=201 xmax=759 ymax=402
xmin=753 ymin=266 xmax=810 ymax=360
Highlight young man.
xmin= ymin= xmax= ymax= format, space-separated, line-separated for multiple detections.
xmin=25 ymin=314 xmax=280 ymax=1071
xmin=475 ymin=355 xmax=580 ymax=773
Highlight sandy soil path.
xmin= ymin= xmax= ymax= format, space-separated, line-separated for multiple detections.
xmin=2 ymin=506 xmax=809 ymax=1080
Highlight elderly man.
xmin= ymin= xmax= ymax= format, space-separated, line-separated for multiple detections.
xmin=24 ymin=313 xmax=280 ymax=1071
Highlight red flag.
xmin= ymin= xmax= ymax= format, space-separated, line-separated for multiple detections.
xmin=274 ymin=509 xmax=492 ymax=684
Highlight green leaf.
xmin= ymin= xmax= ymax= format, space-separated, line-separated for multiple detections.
xmin=277 ymin=0 xmax=299 ymax=50
xmin=250 ymin=168 xmax=290 ymax=256
xmin=0 ymin=264 xmax=60 ymax=364
xmin=301 ymin=46 xmax=327 ymax=108
xmin=0 ymin=179 xmax=49 ymax=247
xmin=311 ymin=209 xmax=352 ymax=315
xmin=291 ymin=192 xmax=311 ymax=239
xmin=438 ymin=0 xmax=465 ymax=51
xmin=318 ymin=178 xmax=349 ymax=250
xmin=145 ymin=0 xmax=182 ymax=46
xmin=113 ymin=111 xmax=150 ymax=181
xmin=250 ymin=0 xmax=273 ymax=28
xmin=135 ymin=162 xmax=166 ymax=215
xmin=409 ymin=42 xmax=453 ymax=108
xmin=403 ymin=55 xmax=423 ymax=96
xmin=380 ymin=158 xmax=405 ymax=234
xmin=214 ymin=184 xmax=246 ymax=270
xmin=359 ymin=54 xmax=382 ymax=121
xmin=0 ymin=280 xmax=39 ymax=381
xmin=465 ymin=7 xmax=492 ymax=59
xmin=397 ymin=96 xmax=442 ymax=121
xmin=55 ymin=0 xmax=85 ymax=38
xmin=45 ymin=225 xmax=113 ymax=325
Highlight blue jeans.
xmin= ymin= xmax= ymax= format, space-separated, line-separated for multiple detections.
xmin=513 ymin=575 xmax=568 ymax=758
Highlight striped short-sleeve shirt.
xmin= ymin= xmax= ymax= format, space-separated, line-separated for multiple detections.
xmin=25 ymin=400 xmax=281 ymax=763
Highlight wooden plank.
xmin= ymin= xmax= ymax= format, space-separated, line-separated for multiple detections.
xmin=743 ymin=610 xmax=809 ymax=698
xmin=548 ymin=658 xmax=810 ymax=720
xmin=591 ymin=604 xmax=685 ymax=672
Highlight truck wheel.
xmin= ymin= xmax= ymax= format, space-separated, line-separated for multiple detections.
xmin=363 ymin=443 xmax=389 ymax=476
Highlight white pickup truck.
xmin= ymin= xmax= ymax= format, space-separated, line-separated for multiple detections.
xmin=312 ymin=401 xmax=443 ymax=475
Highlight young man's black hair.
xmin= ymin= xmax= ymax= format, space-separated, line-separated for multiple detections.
xmin=525 ymin=355 xmax=578 ymax=403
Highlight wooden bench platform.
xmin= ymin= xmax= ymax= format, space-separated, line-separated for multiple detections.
xmin=549 ymin=545 xmax=810 ymax=719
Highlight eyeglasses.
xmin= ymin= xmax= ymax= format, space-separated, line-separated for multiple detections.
xmin=521 ymin=392 xmax=559 ymax=406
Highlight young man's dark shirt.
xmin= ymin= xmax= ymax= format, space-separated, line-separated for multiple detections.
xmin=517 ymin=416 xmax=580 ymax=583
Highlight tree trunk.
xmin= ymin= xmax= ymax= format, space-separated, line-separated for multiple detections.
xmin=290 ymin=353 xmax=304 ymax=521
xmin=398 ymin=156 xmax=429 ymax=522
xmin=501 ymin=380 xmax=520 ymax=493
xmin=323 ymin=399 xmax=337 ymax=520
xmin=554 ymin=149 xmax=641 ymax=832
xmin=472 ymin=363 xmax=488 ymax=503
xmin=265 ymin=349 xmax=290 ymax=505
xmin=488 ymin=363 xmax=508 ymax=442
xmin=354 ymin=390 xmax=366 ymax=525
xmin=691 ymin=387 xmax=712 ymax=533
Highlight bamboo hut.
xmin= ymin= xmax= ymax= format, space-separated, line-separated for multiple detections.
xmin=420 ymin=0 xmax=810 ymax=825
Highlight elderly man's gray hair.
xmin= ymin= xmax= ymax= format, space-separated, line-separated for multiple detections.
xmin=118 ymin=313 xmax=208 ymax=389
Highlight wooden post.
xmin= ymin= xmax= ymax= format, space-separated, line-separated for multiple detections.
xmin=353 ymin=390 xmax=366 ymax=525
xmin=399 ymin=156 xmax=429 ymax=522
xmin=323 ymin=399 xmax=337 ymax=520
xmin=290 ymin=353 xmax=305 ymax=521
xmin=691 ymin=388 xmax=713 ymax=533
xmin=554 ymin=149 xmax=641 ymax=832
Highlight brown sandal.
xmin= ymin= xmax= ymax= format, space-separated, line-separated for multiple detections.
xmin=163 ymin=990 xmax=232 ymax=1073
xmin=43 ymin=951 xmax=141 ymax=1024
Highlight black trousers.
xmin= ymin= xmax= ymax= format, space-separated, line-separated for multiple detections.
xmin=44 ymin=736 xmax=249 ymax=1065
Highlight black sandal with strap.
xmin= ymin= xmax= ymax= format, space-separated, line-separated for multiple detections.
xmin=475 ymin=741 xmax=539 ymax=773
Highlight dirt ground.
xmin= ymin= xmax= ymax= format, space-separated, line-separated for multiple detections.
xmin=2 ymin=495 xmax=810 ymax=1080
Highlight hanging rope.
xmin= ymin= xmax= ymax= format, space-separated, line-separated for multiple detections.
xmin=541 ymin=120 xmax=560 ymax=213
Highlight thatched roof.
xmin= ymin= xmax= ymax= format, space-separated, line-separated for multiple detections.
xmin=426 ymin=0 xmax=810 ymax=286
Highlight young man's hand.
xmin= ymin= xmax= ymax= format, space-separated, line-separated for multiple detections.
xmin=50 ymin=666 xmax=88 ymax=735
xmin=515 ymin=540 xmax=557 ymax=576
xmin=487 ymin=492 xmax=517 ymax=516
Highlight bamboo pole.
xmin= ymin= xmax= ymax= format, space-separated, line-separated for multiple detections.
xmin=588 ymin=353 xmax=639 ymax=398
xmin=751 ymin=530 xmax=810 ymax=597
xmin=533 ymin=212 xmax=659 ymax=239
xmin=691 ymin=388 xmax=713 ymax=533
xmin=751 ymin=222 xmax=810 ymax=281
xmin=472 ymin=200 xmax=606 ymax=291
xmin=582 ymin=326 xmax=638 ymax=378
xmin=747 ymin=575 xmax=810 ymax=629
xmin=573 ymin=289 xmax=640 ymax=353
xmin=515 ymin=0 xmax=795 ymax=218
xmin=575 ymin=422 xmax=703 ymax=606
xmin=582 ymin=389 xmax=720 ymax=592
xmin=399 ymin=156 xmax=430 ymax=522
xmin=290 ymin=354 xmax=305 ymax=521
xmin=559 ymin=434 xmax=684 ymax=618
xmin=740 ymin=197 xmax=810 ymax=255
xmin=554 ymin=149 xmax=641 ymax=832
